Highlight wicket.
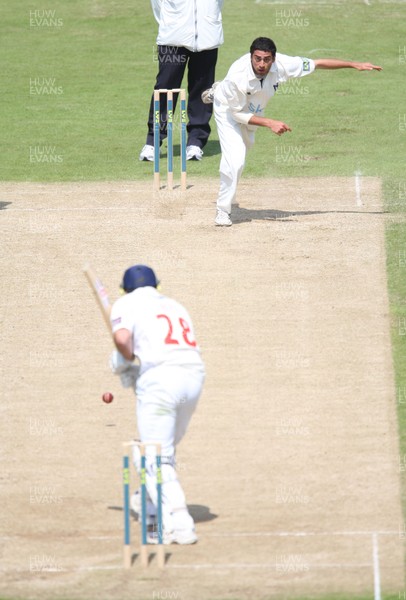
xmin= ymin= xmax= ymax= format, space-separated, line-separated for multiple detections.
xmin=153 ymin=88 xmax=187 ymax=191
xmin=122 ymin=441 xmax=165 ymax=569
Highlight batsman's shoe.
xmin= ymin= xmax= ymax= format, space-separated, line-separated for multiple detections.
xmin=168 ymin=528 xmax=198 ymax=545
xmin=215 ymin=209 xmax=232 ymax=227
xmin=139 ymin=144 xmax=155 ymax=162
xmin=201 ymin=82 xmax=220 ymax=104
xmin=131 ymin=491 xmax=156 ymax=526
xmin=186 ymin=145 xmax=203 ymax=161
xmin=148 ymin=529 xmax=198 ymax=545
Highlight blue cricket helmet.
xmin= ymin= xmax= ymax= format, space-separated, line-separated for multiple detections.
xmin=121 ymin=264 xmax=158 ymax=293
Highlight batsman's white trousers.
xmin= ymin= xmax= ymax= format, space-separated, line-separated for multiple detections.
xmin=214 ymin=101 xmax=256 ymax=214
xmin=133 ymin=364 xmax=205 ymax=533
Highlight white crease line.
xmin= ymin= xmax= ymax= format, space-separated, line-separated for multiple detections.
xmin=373 ymin=533 xmax=381 ymax=600
xmin=0 ymin=566 xmax=122 ymax=573
xmin=1 ymin=188 xmax=134 ymax=193
xmin=0 ymin=562 xmax=374 ymax=573
xmin=204 ymin=530 xmax=399 ymax=537
xmin=3 ymin=204 xmax=385 ymax=213
xmin=170 ymin=562 xmax=373 ymax=570
xmin=5 ymin=207 xmax=146 ymax=212
xmin=87 ymin=536 xmax=120 ymax=540
xmin=0 ymin=530 xmax=399 ymax=541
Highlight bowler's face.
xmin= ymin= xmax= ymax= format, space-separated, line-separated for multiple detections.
xmin=251 ymin=50 xmax=274 ymax=77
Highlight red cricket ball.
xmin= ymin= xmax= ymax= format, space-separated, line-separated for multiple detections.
xmin=102 ymin=392 xmax=114 ymax=404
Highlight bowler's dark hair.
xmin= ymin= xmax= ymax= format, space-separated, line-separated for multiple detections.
xmin=250 ymin=37 xmax=277 ymax=57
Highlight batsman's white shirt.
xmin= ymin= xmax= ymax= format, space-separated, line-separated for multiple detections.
xmin=110 ymin=286 xmax=204 ymax=376
xmin=111 ymin=286 xmax=205 ymax=535
xmin=214 ymin=52 xmax=315 ymax=213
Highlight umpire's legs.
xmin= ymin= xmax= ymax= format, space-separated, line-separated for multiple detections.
xmin=186 ymin=48 xmax=218 ymax=149
xmin=145 ymin=46 xmax=188 ymax=146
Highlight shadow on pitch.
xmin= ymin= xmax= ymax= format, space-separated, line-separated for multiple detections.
xmin=232 ymin=203 xmax=386 ymax=225
xmin=108 ymin=503 xmax=218 ymax=524
xmin=188 ymin=504 xmax=218 ymax=523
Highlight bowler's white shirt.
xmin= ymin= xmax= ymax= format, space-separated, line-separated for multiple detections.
xmin=214 ymin=52 xmax=315 ymax=128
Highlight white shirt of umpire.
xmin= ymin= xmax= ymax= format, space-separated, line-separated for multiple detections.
xmin=214 ymin=53 xmax=315 ymax=214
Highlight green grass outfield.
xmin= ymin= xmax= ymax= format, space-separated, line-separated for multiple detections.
xmin=1 ymin=0 xmax=405 ymax=181
xmin=1 ymin=0 xmax=405 ymax=598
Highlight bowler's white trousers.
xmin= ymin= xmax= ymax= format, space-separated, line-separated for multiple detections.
xmin=214 ymin=100 xmax=256 ymax=214
xmin=133 ymin=363 xmax=205 ymax=533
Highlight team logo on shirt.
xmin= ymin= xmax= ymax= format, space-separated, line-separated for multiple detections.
xmin=302 ymin=59 xmax=310 ymax=71
xmin=248 ymin=102 xmax=262 ymax=114
xmin=112 ymin=317 xmax=122 ymax=326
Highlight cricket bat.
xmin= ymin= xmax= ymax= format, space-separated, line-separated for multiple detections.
xmin=83 ymin=263 xmax=112 ymax=333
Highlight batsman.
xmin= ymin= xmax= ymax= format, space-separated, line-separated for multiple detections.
xmin=109 ymin=264 xmax=205 ymax=545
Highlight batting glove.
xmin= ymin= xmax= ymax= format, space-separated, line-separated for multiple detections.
xmin=109 ymin=350 xmax=135 ymax=375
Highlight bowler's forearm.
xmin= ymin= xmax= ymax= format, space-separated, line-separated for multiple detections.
xmin=249 ymin=115 xmax=291 ymax=135
xmin=315 ymin=59 xmax=355 ymax=69
xmin=314 ymin=59 xmax=382 ymax=71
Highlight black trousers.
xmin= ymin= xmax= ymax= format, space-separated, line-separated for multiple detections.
xmin=145 ymin=45 xmax=218 ymax=149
